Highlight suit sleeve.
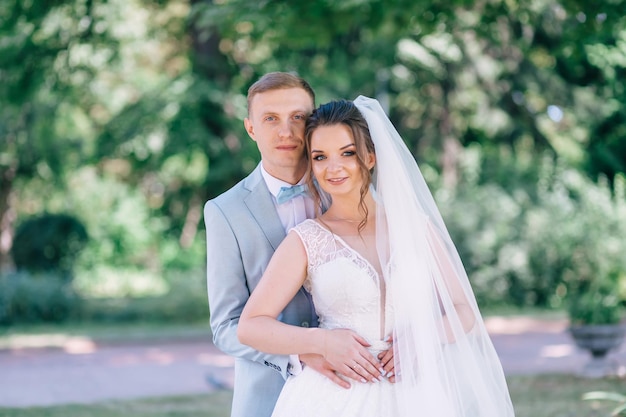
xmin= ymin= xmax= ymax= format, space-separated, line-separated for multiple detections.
xmin=204 ymin=200 xmax=291 ymax=380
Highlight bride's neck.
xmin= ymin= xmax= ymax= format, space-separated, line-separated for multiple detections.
xmin=325 ymin=192 xmax=375 ymax=222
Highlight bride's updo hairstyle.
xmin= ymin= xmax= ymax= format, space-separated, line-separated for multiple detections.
xmin=304 ymin=100 xmax=376 ymax=230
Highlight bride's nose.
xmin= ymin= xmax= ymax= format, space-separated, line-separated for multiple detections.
xmin=326 ymin=156 xmax=343 ymax=172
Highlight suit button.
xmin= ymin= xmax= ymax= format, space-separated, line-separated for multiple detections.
xmin=301 ymin=321 xmax=309 ymax=328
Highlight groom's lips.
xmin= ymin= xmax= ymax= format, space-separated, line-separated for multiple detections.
xmin=276 ymin=144 xmax=299 ymax=151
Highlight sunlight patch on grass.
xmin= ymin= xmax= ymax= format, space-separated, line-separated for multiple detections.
xmin=0 ymin=333 xmax=96 ymax=353
xmin=508 ymin=374 xmax=625 ymax=417
xmin=0 ymin=321 xmax=210 ymax=350
xmin=74 ymin=267 xmax=168 ymax=298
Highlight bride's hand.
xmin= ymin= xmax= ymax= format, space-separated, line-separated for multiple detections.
xmin=378 ymin=335 xmax=396 ymax=383
xmin=322 ymin=329 xmax=384 ymax=383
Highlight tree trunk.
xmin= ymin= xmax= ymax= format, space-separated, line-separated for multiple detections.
xmin=179 ymin=195 xmax=202 ymax=249
xmin=439 ymin=67 xmax=460 ymax=189
xmin=441 ymin=134 xmax=461 ymax=189
xmin=0 ymin=166 xmax=17 ymax=272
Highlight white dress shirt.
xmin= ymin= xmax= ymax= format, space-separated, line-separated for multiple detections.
xmin=260 ymin=163 xmax=316 ymax=376
xmin=260 ymin=164 xmax=315 ymax=231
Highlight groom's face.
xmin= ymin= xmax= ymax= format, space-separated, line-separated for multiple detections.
xmin=244 ymin=87 xmax=314 ymax=182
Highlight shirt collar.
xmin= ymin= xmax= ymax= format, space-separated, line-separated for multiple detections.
xmin=260 ymin=162 xmax=307 ymax=198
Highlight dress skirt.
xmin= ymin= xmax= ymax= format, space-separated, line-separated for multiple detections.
xmin=271 ymin=365 xmax=398 ymax=417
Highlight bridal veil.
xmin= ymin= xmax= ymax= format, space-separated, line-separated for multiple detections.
xmin=354 ymin=96 xmax=515 ymax=416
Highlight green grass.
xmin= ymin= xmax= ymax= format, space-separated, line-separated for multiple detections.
xmin=0 ymin=392 xmax=233 ymax=417
xmin=0 ymin=375 xmax=623 ymax=417
xmin=508 ymin=374 xmax=626 ymax=417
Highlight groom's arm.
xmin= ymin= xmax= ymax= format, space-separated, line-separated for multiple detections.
xmin=204 ymin=200 xmax=291 ymax=380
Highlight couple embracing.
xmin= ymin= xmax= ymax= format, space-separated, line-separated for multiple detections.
xmin=204 ymin=72 xmax=515 ymax=417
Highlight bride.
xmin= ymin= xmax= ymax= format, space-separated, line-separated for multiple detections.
xmin=238 ymin=96 xmax=515 ymax=416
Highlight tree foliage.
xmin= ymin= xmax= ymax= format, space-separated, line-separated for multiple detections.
xmin=192 ymin=0 xmax=626 ymax=183
xmin=1 ymin=0 xmax=625 ymax=313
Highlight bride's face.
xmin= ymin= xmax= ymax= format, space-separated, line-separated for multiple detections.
xmin=309 ymin=123 xmax=375 ymax=198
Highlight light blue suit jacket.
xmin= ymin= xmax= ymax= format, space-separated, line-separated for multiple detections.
xmin=204 ymin=164 xmax=317 ymax=417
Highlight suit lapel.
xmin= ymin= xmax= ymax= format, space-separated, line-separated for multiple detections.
xmin=243 ymin=166 xmax=286 ymax=251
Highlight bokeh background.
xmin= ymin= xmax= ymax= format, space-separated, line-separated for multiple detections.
xmin=1 ymin=0 xmax=626 ymax=326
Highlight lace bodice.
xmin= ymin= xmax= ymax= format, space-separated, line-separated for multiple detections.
xmin=292 ymin=219 xmax=391 ymax=346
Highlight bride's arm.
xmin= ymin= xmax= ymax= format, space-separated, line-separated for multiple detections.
xmin=238 ymin=231 xmax=325 ymax=355
xmin=427 ymin=220 xmax=476 ymax=341
xmin=238 ymin=231 xmax=384 ymax=383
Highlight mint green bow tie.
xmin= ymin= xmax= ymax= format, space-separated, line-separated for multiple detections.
xmin=276 ymin=184 xmax=308 ymax=204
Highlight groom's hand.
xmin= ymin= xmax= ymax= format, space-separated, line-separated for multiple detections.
xmin=299 ymin=353 xmax=351 ymax=389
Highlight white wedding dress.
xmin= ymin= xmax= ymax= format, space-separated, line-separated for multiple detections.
xmin=270 ymin=96 xmax=514 ymax=417
xmin=271 ymin=219 xmax=400 ymax=417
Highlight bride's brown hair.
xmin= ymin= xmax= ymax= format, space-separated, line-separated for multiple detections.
xmin=304 ymin=100 xmax=376 ymax=232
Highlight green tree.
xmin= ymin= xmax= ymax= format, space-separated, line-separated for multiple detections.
xmin=192 ymin=0 xmax=626 ymax=187
xmin=1 ymin=0 xmax=212 ymax=272
xmin=0 ymin=0 xmax=94 ymax=268
xmin=3 ymin=0 xmax=625 ymax=300
xmin=93 ymin=0 xmax=255 ymax=249
xmin=0 ymin=0 xmax=157 ymax=268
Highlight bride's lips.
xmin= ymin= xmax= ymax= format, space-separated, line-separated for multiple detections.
xmin=326 ymin=177 xmax=348 ymax=185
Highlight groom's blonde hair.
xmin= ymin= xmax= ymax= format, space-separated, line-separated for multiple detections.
xmin=246 ymin=72 xmax=315 ymax=116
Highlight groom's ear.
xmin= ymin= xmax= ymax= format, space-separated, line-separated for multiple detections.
xmin=244 ymin=118 xmax=257 ymax=141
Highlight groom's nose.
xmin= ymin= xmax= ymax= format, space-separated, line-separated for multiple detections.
xmin=277 ymin=120 xmax=294 ymax=138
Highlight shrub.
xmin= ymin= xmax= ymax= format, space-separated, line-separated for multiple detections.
xmin=438 ymin=147 xmax=626 ymax=310
xmin=77 ymin=268 xmax=208 ymax=323
xmin=0 ymin=271 xmax=80 ymax=324
xmin=11 ymin=213 xmax=88 ymax=280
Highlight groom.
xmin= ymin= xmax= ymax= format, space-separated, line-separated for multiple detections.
xmin=205 ymin=72 xmax=383 ymax=417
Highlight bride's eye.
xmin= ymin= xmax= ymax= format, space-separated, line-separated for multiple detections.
xmin=312 ymin=154 xmax=326 ymax=161
xmin=343 ymin=151 xmax=356 ymax=157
